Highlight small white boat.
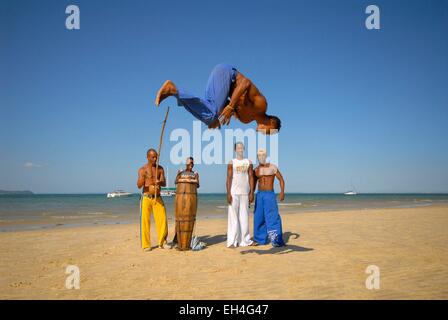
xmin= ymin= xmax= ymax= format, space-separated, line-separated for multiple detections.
xmin=107 ymin=190 xmax=133 ymax=198
xmin=160 ymin=168 xmax=176 ymax=197
xmin=160 ymin=187 xmax=176 ymax=197
xmin=344 ymin=179 xmax=358 ymax=195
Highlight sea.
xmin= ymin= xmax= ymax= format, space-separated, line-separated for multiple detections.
xmin=0 ymin=193 xmax=447 ymax=232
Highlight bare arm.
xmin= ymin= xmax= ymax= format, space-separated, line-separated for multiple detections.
xmin=248 ymin=163 xmax=254 ymax=203
xmin=158 ymin=167 xmax=167 ymax=187
xmin=226 ymin=162 xmax=233 ymax=204
xmin=196 ymin=172 xmax=200 ymax=188
xmin=218 ymin=76 xmax=251 ymax=125
xmin=275 ymin=169 xmax=285 ymax=201
xmin=229 ymin=77 xmax=251 ymax=108
xmin=253 ymin=167 xmax=258 ymax=193
xmin=137 ymin=167 xmax=146 ymax=189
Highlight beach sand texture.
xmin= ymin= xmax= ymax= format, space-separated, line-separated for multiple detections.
xmin=1 ymin=205 xmax=447 ymax=299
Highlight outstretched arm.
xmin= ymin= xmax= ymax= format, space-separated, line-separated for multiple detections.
xmin=276 ymin=169 xmax=285 ymax=201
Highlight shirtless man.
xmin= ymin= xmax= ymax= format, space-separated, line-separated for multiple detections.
xmin=253 ymin=148 xmax=286 ymax=247
xmin=137 ymin=149 xmax=168 ymax=251
xmin=155 ymin=63 xmax=281 ymax=134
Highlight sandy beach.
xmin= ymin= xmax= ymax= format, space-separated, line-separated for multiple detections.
xmin=1 ymin=204 xmax=447 ymax=300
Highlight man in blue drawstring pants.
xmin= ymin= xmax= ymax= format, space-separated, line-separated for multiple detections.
xmin=154 ymin=63 xmax=282 ymax=134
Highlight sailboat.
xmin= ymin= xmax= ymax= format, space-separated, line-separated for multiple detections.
xmin=107 ymin=190 xmax=133 ymax=198
xmin=344 ymin=179 xmax=358 ymax=195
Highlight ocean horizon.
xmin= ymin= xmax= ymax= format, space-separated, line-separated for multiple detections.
xmin=1 ymin=193 xmax=447 ymax=232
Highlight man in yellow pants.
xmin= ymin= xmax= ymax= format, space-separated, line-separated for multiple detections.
xmin=137 ymin=149 xmax=168 ymax=251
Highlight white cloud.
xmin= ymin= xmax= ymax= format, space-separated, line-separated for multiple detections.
xmin=24 ymin=162 xmax=43 ymax=168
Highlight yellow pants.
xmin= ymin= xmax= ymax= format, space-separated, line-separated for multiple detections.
xmin=140 ymin=195 xmax=168 ymax=249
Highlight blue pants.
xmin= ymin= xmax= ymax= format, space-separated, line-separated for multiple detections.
xmin=254 ymin=190 xmax=285 ymax=247
xmin=176 ymin=63 xmax=238 ymax=126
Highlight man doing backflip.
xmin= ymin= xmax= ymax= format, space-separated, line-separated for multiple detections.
xmin=155 ymin=63 xmax=281 ymax=134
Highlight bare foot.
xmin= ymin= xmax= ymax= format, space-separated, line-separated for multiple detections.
xmin=155 ymin=80 xmax=177 ymax=106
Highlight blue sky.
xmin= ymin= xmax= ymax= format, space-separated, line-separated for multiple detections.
xmin=1 ymin=0 xmax=447 ymax=193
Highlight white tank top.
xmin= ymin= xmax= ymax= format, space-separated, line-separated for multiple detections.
xmin=231 ymin=158 xmax=250 ymax=195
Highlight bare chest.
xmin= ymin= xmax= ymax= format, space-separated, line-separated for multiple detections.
xmin=235 ymin=94 xmax=266 ymax=123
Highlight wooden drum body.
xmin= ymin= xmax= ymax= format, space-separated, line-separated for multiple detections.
xmin=175 ymin=182 xmax=198 ymax=250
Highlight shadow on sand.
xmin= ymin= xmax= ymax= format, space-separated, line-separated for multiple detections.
xmin=240 ymin=232 xmax=314 ymax=255
xmin=198 ymin=232 xmax=313 ymax=254
xmin=200 ymin=234 xmax=227 ymax=246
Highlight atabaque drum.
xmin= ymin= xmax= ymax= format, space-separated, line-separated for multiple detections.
xmin=175 ymin=172 xmax=198 ymax=250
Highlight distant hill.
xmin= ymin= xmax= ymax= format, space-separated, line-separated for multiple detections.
xmin=0 ymin=190 xmax=34 ymax=195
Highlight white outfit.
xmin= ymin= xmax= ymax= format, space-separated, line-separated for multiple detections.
xmin=227 ymin=158 xmax=253 ymax=247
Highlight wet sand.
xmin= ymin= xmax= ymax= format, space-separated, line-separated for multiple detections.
xmin=1 ymin=205 xmax=447 ymax=299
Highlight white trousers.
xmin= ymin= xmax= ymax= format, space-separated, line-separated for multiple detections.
xmin=227 ymin=194 xmax=253 ymax=247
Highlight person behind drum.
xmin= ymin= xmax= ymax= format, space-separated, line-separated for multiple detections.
xmin=137 ymin=149 xmax=168 ymax=252
xmin=253 ymin=148 xmax=286 ymax=247
xmin=226 ymin=142 xmax=256 ymax=248
xmin=170 ymin=157 xmax=200 ymax=249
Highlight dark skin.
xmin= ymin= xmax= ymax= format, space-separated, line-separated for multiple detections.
xmin=154 ymin=72 xmax=280 ymax=134
xmin=137 ymin=150 xmax=166 ymax=196
xmin=175 ymin=158 xmax=200 ymax=188
xmin=226 ymin=151 xmax=255 ymax=204
xmin=172 ymin=158 xmax=199 ymax=247
xmin=254 ymin=163 xmax=285 ymax=201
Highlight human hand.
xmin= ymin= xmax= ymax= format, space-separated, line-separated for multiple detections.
xmin=227 ymin=193 xmax=233 ymax=205
xmin=279 ymin=192 xmax=285 ymax=202
xmin=219 ymin=105 xmax=234 ymax=126
xmin=139 ymin=168 xmax=146 ymax=180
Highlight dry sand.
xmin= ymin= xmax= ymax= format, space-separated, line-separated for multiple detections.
xmin=1 ymin=205 xmax=447 ymax=299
